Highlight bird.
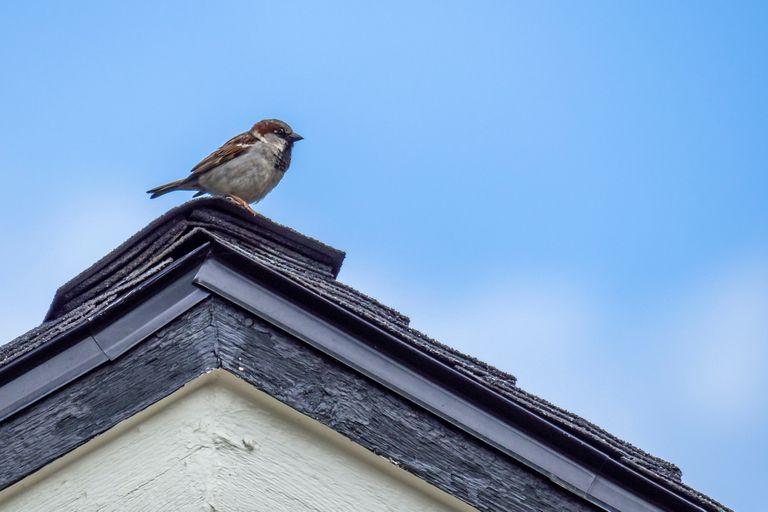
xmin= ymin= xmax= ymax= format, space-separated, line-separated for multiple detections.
xmin=147 ymin=119 xmax=303 ymax=214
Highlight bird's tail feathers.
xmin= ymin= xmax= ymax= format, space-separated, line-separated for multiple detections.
xmin=146 ymin=178 xmax=195 ymax=199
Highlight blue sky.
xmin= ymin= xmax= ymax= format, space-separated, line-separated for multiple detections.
xmin=1 ymin=1 xmax=765 ymax=509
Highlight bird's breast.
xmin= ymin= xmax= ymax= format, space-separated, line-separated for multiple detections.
xmin=197 ymin=147 xmax=286 ymax=203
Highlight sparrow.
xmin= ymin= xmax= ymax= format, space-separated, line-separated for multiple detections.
xmin=147 ymin=119 xmax=303 ymax=214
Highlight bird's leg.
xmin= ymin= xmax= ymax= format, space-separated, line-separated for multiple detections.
xmin=225 ymin=195 xmax=256 ymax=215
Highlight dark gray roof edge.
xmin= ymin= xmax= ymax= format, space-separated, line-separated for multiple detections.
xmin=43 ymin=198 xmax=345 ymax=321
xmin=0 ymin=246 xmax=213 ymax=421
xmin=0 ymin=245 xmax=728 ymax=512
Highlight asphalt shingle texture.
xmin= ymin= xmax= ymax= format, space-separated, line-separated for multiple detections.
xmin=0 ymin=198 xmax=730 ymax=512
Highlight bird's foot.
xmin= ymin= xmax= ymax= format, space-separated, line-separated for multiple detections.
xmin=225 ymin=195 xmax=256 ymax=215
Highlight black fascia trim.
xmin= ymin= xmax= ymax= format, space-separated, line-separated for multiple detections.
xmin=0 ymin=336 xmax=108 ymax=425
xmin=199 ymin=246 xmax=708 ymax=512
xmin=0 ymin=245 xmax=212 ymax=423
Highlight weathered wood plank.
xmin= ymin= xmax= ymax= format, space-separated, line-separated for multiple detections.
xmin=213 ymin=299 xmax=601 ymax=512
xmin=0 ymin=300 xmax=218 ymax=489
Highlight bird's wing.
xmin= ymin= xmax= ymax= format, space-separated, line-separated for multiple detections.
xmin=190 ymin=131 xmax=258 ymax=176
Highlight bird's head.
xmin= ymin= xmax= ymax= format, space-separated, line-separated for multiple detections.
xmin=250 ymin=119 xmax=303 ymax=145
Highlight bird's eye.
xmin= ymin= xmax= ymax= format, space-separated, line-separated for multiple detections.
xmin=276 ymin=128 xmax=286 ymax=136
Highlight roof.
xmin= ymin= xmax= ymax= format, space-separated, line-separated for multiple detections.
xmin=0 ymin=198 xmax=730 ymax=512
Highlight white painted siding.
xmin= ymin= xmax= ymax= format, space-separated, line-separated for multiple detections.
xmin=0 ymin=370 xmax=476 ymax=512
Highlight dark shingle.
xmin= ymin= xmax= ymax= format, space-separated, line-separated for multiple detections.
xmin=0 ymin=198 xmax=730 ymax=512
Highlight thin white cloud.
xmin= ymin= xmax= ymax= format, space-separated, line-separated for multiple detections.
xmin=661 ymin=258 xmax=768 ymax=424
xmin=339 ymin=265 xmax=607 ymax=408
xmin=0 ymin=184 xmax=161 ymax=344
xmin=411 ymin=278 xmax=602 ymax=398
xmin=341 ymin=251 xmax=768 ymax=441
xmin=48 ymin=190 xmax=158 ymax=280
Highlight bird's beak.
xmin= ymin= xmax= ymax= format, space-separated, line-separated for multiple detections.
xmin=288 ymin=132 xmax=304 ymax=142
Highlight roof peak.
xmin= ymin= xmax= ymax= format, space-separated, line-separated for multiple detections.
xmin=44 ymin=198 xmax=346 ymax=322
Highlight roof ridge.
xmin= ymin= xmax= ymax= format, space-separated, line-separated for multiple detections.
xmin=44 ymin=198 xmax=345 ymax=321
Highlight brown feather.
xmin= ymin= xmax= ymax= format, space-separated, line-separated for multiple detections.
xmin=251 ymin=119 xmax=290 ymax=136
xmin=189 ymin=131 xmax=259 ymax=176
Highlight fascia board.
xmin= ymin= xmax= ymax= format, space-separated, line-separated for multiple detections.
xmin=0 ymin=260 xmax=210 ymax=423
xmin=194 ymin=254 xmax=705 ymax=512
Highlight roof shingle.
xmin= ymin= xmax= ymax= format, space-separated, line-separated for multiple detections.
xmin=0 ymin=198 xmax=730 ymax=512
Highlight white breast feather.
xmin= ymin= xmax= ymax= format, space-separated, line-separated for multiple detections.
xmin=197 ymin=147 xmax=285 ymax=203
